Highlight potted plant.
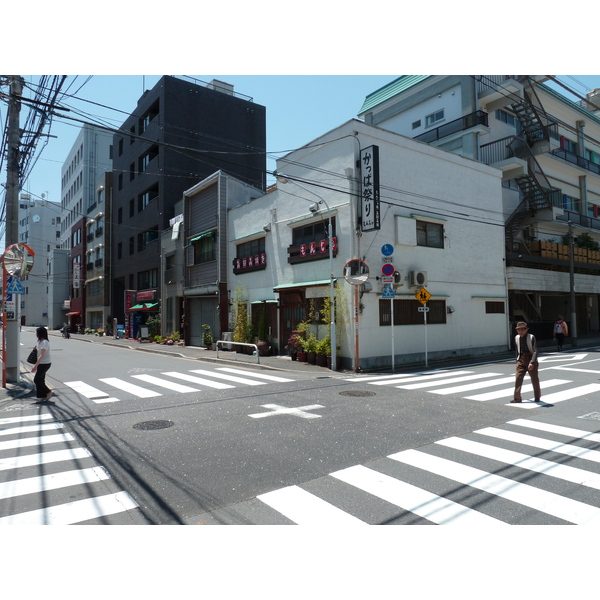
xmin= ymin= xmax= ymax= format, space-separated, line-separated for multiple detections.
xmin=286 ymin=331 xmax=303 ymax=361
xmin=315 ymin=335 xmax=330 ymax=367
xmin=202 ymin=324 xmax=213 ymax=350
xmin=304 ymin=333 xmax=318 ymax=365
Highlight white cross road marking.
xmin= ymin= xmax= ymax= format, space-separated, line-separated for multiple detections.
xmin=249 ymin=403 xmax=324 ymax=419
xmin=0 ymin=414 xmax=53 ymax=426
xmin=99 ymin=377 xmax=161 ymax=398
xmin=0 ymin=422 xmax=63 ymax=437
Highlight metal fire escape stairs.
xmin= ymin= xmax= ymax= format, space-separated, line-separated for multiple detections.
xmin=504 ymin=78 xmax=560 ymax=252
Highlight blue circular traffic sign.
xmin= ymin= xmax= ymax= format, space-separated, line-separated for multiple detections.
xmin=381 ymin=244 xmax=394 ymax=256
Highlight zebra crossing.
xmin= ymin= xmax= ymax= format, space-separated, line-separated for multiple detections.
xmin=63 ymin=367 xmax=295 ymax=404
xmin=251 ymin=418 xmax=600 ymax=525
xmin=0 ymin=412 xmax=142 ymax=525
xmin=346 ymin=369 xmax=600 ymax=408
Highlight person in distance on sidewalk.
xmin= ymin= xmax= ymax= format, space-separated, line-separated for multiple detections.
xmin=512 ymin=321 xmax=541 ymax=403
xmin=31 ymin=326 xmax=53 ymax=404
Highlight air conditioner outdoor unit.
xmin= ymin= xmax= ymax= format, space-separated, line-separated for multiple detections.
xmin=411 ymin=270 xmax=428 ymax=287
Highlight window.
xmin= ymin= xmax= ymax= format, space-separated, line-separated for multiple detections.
xmin=495 ymin=109 xmax=522 ymax=132
xmin=138 ymin=227 xmax=158 ymax=252
xmin=234 ymin=237 xmax=266 ymax=273
xmin=425 ymin=109 xmax=444 ymax=127
xmin=379 ymin=299 xmax=447 ymax=326
xmin=129 ymin=236 xmax=135 ymax=255
xmin=117 ymin=242 xmax=122 ymax=259
xmin=190 ymin=231 xmax=216 ymax=264
xmin=412 ymin=119 xmax=421 ymax=130
xmin=130 ymin=162 xmax=135 ymax=181
xmin=562 ymin=194 xmax=580 ymax=212
xmin=561 ymin=137 xmax=578 ymax=154
xmin=416 ymin=220 xmax=444 ymax=248
xmin=138 ymin=269 xmax=158 ymax=290
xmin=485 ymin=301 xmax=505 ymax=314
xmin=130 ymin=199 xmax=135 ymax=218
xmin=292 ymin=218 xmax=336 ymax=246
xmin=138 ymin=185 xmax=158 ymax=212
xmin=118 ymin=207 xmax=123 ymax=224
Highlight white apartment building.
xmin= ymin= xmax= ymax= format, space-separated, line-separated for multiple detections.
xmin=228 ymin=119 xmax=505 ymax=370
xmin=358 ymin=75 xmax=600 ymax=342
xmin=17 ymin=193 xmax=62 ymax=326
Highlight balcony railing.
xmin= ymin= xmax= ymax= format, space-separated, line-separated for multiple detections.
xmin=556 ymin=209 xmax=600 ymax=231
xmin=413 ymin=111 xmax=488 ymax=144
xmin=551 ymin=148 xmax=600 ymax=176
xmin=476 ymin=76 xmax=520 ymax=95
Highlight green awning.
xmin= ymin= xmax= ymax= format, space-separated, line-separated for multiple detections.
xmin=189 ymin=229 xmax=216 ymax=244
xmin=273 ymin=279 xmax=335 ymax=291
xmin=129 ymin=302 xmax=159 ymax=311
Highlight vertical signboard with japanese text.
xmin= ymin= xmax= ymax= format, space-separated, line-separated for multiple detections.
xmin=360 ymin=145 xmax=380 ymax=232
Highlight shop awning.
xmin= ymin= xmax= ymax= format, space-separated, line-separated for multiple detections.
xmin=129 ymin=302 xmax=159 ymax=311
xmin=189 ymin=229 xmax=216 ymax=244
xmin=65 ymin=311 xmax=80 ymax=316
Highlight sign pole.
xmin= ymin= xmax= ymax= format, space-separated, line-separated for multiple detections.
xmin=2 ymin=269 xmax=6 ymax=388
xmin=424 ymin=304 xmax=428 ymax=368
xmin=391 ymin=297 xmax=395 ymax=372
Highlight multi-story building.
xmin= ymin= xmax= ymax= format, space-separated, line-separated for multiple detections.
xmin=228 ymin=119 xmax=505 ymax=370
xmin=17 ymin=193 xmax=62 ymax=326
xmin=358 ymin=76 xmax=600 ymax=341
xmin=110 ymin=76 xmax=266 ymax=336
xmin=60 ymin=124 xmax=113 ymax=331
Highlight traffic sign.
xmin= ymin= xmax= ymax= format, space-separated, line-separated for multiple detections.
xmin=381 ymin=263 xmax=394 ymax=276
xmin=6 ymin=276 xmax=25 ymax=294
xmin=415 ymin=286 xmax=431 ymax=305
xmin=381 ymin=244 xmax=394 ymax=256
xmin=418 ymin=306 xmax=430 ymax=312
xmin=382 ymin=284 xmax=395 ymax=298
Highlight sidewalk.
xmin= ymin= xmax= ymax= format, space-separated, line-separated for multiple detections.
xmin=3 ymin=329 xmax=600 ymax=403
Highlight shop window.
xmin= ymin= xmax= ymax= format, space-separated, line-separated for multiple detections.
xmin=234 ymin=237 xmax=266 ymax=274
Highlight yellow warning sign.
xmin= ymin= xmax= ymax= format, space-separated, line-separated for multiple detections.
xmin=415 ymin=287 xmax=431 ymax=305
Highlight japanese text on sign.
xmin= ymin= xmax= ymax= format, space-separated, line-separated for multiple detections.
xmin=360 ymin=145 xmax=380 ymax=232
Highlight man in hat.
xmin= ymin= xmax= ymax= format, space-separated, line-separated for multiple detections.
xmin=512 ymin=321 xmax=541 ymax=403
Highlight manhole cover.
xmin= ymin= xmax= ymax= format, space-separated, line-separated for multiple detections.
xmin=339 ymin=390 xmax=376 ymax=397
xmin=133 ymin=420 xmax=174 ymax=430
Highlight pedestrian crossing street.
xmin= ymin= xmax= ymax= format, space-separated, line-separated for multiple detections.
xmin=0 ymin=412 xmax=142 ymax=525
xmin=64 ymin=367 xmax=295 ymax=403
xmin=253 ymin=418 xmax=600 ymax=525
xmin=346 ymin=369 xmax=600 ymax=408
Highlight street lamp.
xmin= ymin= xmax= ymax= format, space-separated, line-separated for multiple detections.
xmin=274 ymin=171 xmax=337 ymax=371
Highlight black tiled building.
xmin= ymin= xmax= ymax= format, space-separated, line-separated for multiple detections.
xmin=111 ymin=76 xmax=266 ymax=327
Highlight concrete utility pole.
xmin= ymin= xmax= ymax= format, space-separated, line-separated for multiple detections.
xmin=568 ymin=220 xmax=578 ymax=348
xmin=5 ymin=76 xmax=24 ymax=382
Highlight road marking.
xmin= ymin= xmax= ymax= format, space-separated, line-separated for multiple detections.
xmin=0 ymin=448 xmax=92 ymax=472
xmin=0 ymin=422 xmax=63 ymax=437
xmin=397 ymin=372 xmax=501 ymax=390
xmin=538 ymin=353 xmax=588 ymax=363
xmin=0 ymin=490 xmax=139 ymax=525
xmin=549 ymin=366 xmax=600 ymax=374
xmin=475 ymin=426 xmax=600 ymax=463
xmin=0 ymin=414 xmax=53 ymax=426
xmin=216 ymin=367 xmax=294 ymax=383
xmin=257 ymin=485 xmax=367 ymax=525
xmin=64 ymin=381 xmax=109 ymax=399
xmin=132 ymin=374 xmax=199 ymax=393
xmin=436 ymin=436 xmax=600 ymax=490
xmin=161 ymin=372 xmax=234 ymax=390
xmin=431 ymin=375 xmax=515 ymax=395
xmin=372 ymin=370 xmax=475 ymax=386
xmin=509 ymin=418 xmax=600 ymax=443
xmin=249 ymin=403 xmax=324 ymax=419
xmin=389 ymin=448 xmax=600 ymax=525
xmin=0 ymin=466 xmax=110 ymax=500
xmin=190 ymin=369 xmax=266 ymax=386
xmin=518 ymin=383 xmax=600 ymax=407
xmin=0 ymin=433 xmax=75 ymax=452
xmin=99 ymin=377 xmax=161 ymax=398
xmin=465 ymin=379 xmax=569 ymax=401
xmin=331 ymin=464 xmax=505 ymax=525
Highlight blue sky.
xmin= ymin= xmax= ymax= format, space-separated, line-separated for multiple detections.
xmin=12 ymin=73 xmax=600 ymax=212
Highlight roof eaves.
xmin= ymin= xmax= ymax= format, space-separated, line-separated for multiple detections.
xmin=358 ymin=76 xmax=432 ymax=115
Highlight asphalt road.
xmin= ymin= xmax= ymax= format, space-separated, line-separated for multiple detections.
xmin=3 ymin=330 xmax=600 ymax=525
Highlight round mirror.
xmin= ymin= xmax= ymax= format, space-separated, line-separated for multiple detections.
xmin=2 ymin=243 xmax=35 ymax=278
xmin=344 ymin=259 xmax=370 ymax=286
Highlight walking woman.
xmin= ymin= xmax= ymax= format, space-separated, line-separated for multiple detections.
xmin=31 ymin=326 xmax=53 ymax=403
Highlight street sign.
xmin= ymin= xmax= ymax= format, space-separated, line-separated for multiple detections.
xmin=381 ymin=263 xmax=394 ymax=276
xmin=382 ymin=284 xmax=395 ymax=298
xmin=415 ymin=287 xmax=431 ymax=305
xmin=418 ymin=306 xmax=430 ymax=312
xmin=6 ymin=276 xmax=25 ymax=294
xmin=381 ymin=244 xmax=394 ymax=256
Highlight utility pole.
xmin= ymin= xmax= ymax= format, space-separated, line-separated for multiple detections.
xmin=568 ymin=220 xmax=578 ymax=348
xmin=5 ymin=76 xmax=24 ymax=382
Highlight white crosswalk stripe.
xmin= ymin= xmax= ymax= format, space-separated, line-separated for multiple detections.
xmin=349 ymin=368 xmax=600 ymax=407
xmin=62 ymin=367 xmax=295 ymax=403
xmin=251 ymin=420 xmax=600 ymax=525
xmin=0 ymin=413 xmax=140 ymax=525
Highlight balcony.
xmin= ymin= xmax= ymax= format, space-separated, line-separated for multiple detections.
xmin=413 ymin=111 xmax=488 ymax=144
xmin=507 ymin=240 xmax=600 ymax=274
xmin=551 ymin=148 xmax=600 ymax=176
xmin=477 ymin=76 xmax=523 ymax=111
